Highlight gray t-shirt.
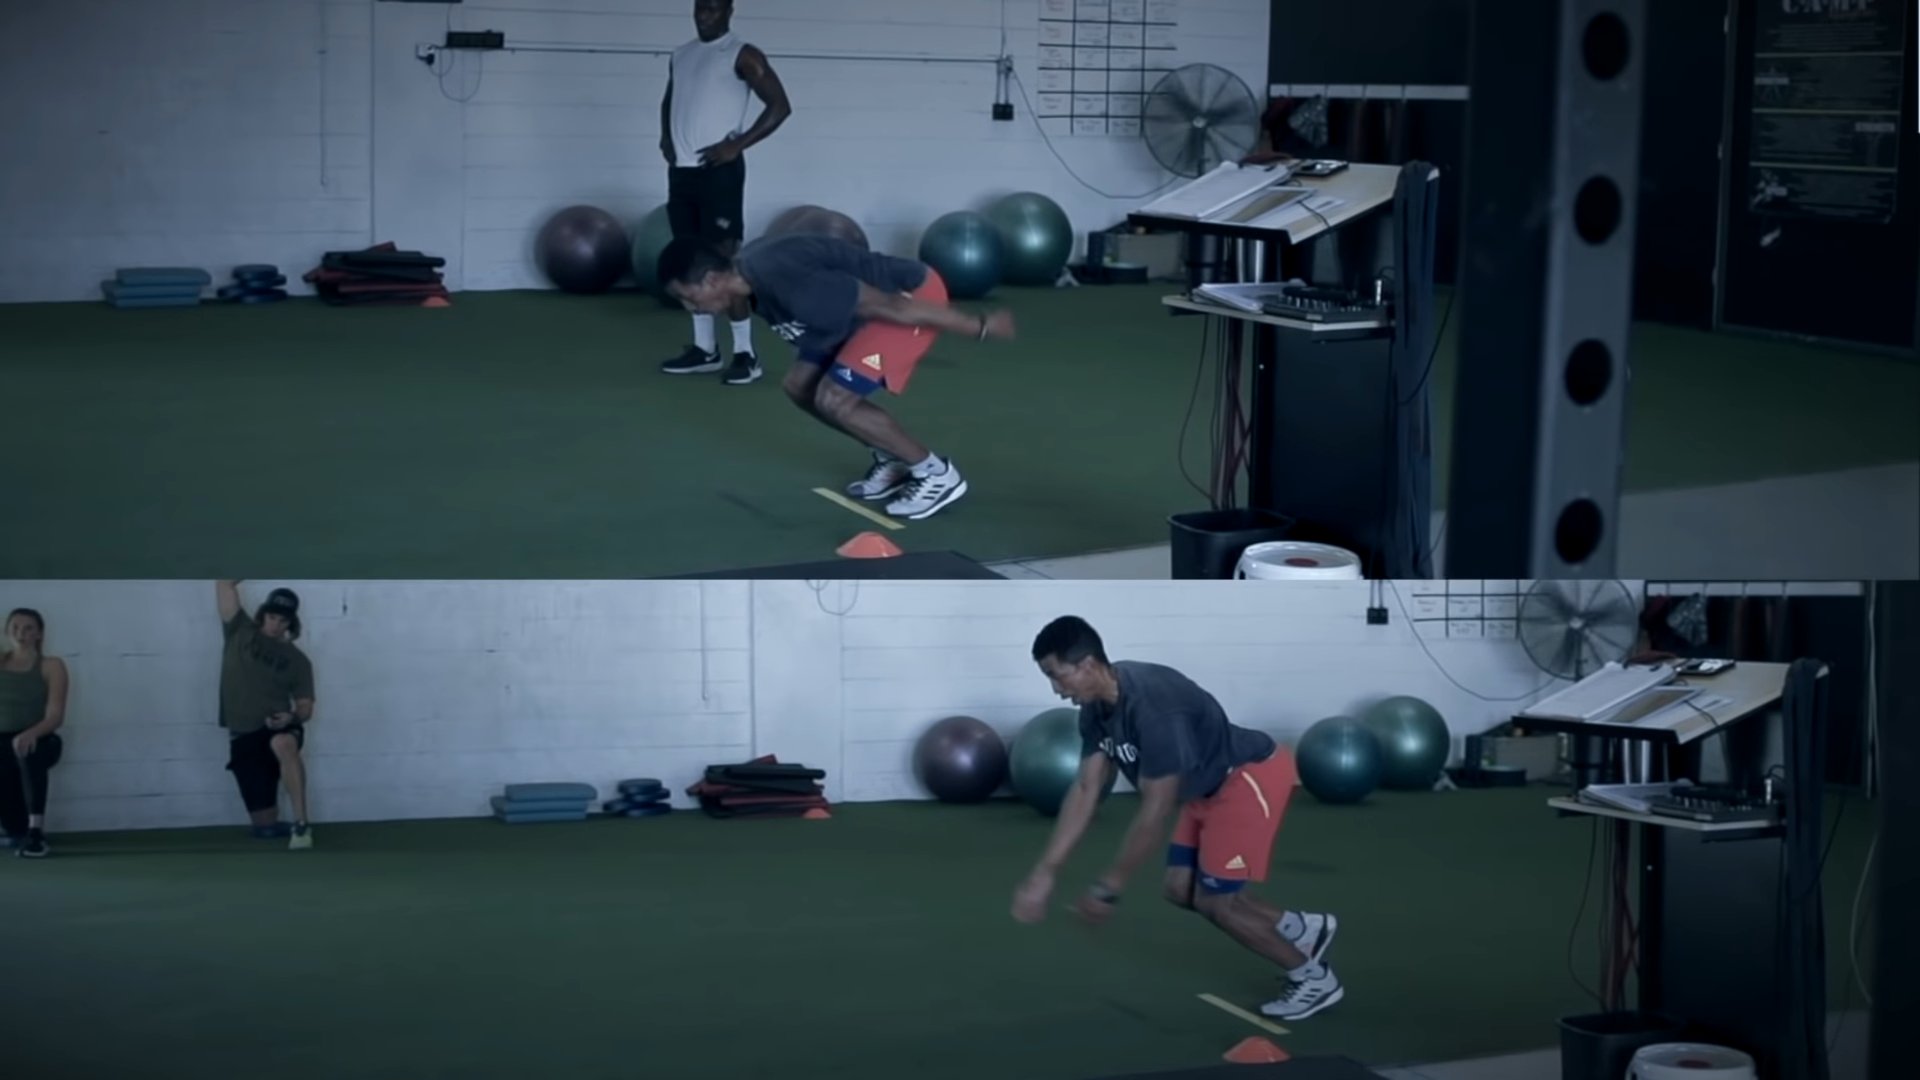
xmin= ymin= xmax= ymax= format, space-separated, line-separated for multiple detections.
xmin=736 ymin=234 xmax=928 ymax=362
xmin=1078 ymin=660 xmax=1275 ymax=802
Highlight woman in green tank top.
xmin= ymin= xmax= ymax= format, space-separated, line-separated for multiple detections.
xmin=1 ymin=607 xmax=70 ymax=858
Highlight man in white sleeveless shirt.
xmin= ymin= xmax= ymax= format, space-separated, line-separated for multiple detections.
xmin=657 ymin=0 xmax=792 ymax=387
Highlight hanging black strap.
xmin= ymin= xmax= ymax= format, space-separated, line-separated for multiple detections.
xmin=1777 ymin=657 xmax=1830 ymax=1080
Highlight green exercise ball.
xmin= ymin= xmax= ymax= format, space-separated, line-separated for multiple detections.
xmin=1295 ymin=715 xmax=1385 ymax=805
xmin=629 ymin=204 xmax=677 ymax=299
xmin=917 ymin=210 xmax=1004 ymax=300
xmin=984 ymin=191 xmax=1073 ymax=286
xmin=1359 ymin=695 xmax=1451 ymax=790
xmin=1009 ymin=707 xmax=1117 ymax=817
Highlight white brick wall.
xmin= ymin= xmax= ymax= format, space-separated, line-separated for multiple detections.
xmin=4 ymin=578 xmax=1570 ymax=832
xmin=1 ymin=0 xmax=1270 ymax=302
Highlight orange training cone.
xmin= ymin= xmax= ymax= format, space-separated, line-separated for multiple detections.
xmin=837 ymin=531 xmax=902 ymax=559
xmin=1223 ymin=1037 xmax=1289 ymax=1064
xmin=802 ymin=808 xmax=832 ymax=820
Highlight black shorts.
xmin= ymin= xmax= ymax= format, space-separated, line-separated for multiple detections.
xmin=666 ymin=160 xmax=746 ymax=245
xmin=233 ymin=723 xmax=305 ymax=754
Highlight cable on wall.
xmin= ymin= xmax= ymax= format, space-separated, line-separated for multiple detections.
xmin=1384 ymin=580 xmax=1564 ymax=706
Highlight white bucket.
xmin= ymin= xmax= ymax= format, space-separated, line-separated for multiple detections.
xmin=1626 ymin=1043 xmax=1756 ymax=1080
xmin=1234 ymin=541 xmax=1363 ymax=580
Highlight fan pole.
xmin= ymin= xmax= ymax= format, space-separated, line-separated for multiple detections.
xmin=1445 ymin=0 xmax=1647 ymax=577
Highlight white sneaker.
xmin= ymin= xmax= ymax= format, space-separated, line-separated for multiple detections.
xmin=1259 ymin=963 xmax=1343 ymax=1021
xmin=1281 ymin=911 xmax=1338 ymax=964
xmin=846 ymin=452 xmax=911 ymax=502
xmin=885 ymin=459 xmax=968 ymax=520
xmin=288 ymin=823 xmax=314 ymax=851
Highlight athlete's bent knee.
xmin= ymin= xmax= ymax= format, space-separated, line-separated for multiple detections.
xmin=812 ymin=376 xmax=863 ymax=422
xmin=1191 ymin=889 xmax=1239 ymax=921
xmin=269 ymin=733 xmax=300 ymax=757
xmin=782 ymin=364 xmax=819 ymax=406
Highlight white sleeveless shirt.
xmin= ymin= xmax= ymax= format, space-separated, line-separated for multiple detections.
xmin=668 ymin=32 xmax=754 ymax=166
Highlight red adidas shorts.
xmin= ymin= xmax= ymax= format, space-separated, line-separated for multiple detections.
xmin=831 ymin=268 xmax=949 ymax=395
xmin=1170 ymin=747 xmax=1298 ymax=885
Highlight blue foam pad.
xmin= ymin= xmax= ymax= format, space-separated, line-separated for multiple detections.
xmin=108 ymin=295 xmax=203 ymax=309
xmin=502 ymin=782 xmax=597 ymax=803
xmin=103 ymin=280 xmax=205 ymax=300
xmin=233 ymin=264 xmax=281 ymax=279
xmin=116 ymin=267 xmax=213 ymax=287
xmin=623 ymin=804 xmax=672 ymax=818
xmin=491 ymin=795 xmax=590 ymax=815
xmin=236 ymin=290 xmax=289 ymax=303
xmin=618 ymin=778 xmax=664 ymax=795
xmin=495 ymin=808 xmax=589 ymax=824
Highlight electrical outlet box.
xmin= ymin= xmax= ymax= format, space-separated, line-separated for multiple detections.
xmin=445 ymin=30 xmax=505 ymax=50
xmin=992 ymin=102 xmax=1014 ymax=121
xmin=1366 ymin=607 xmax=1389 ymax=625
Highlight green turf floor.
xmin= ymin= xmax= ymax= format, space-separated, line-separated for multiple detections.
xmin=0 ymin=289 xmax=1913 ymax=577
xmin=4 ymin=786 xmax=1878 ymax=1080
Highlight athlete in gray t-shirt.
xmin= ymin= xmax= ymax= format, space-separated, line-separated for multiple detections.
xmin=657 ymin=233 xmax=1016 ymax=521
xmin=1011 ymin=615 xmax=1346 ymax=1023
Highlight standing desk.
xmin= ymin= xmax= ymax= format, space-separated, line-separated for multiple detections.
xmin=1524 ymin=661 xmax=1831 ymax=1080
xmin=1126 ymin=162 xmax=1438 ymax=577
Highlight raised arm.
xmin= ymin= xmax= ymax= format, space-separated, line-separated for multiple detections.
xmin=855 ymin=282 xmax=1015 ymax=340
xmin=216 ymin=580 xmax=244 ymax=624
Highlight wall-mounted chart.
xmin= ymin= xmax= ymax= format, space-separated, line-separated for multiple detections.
xmin=1035 ymin=0 xmax=1180 ymax=136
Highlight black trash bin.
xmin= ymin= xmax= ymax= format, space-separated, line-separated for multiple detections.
xmin=1168 ymin=509 xmax=1296 ymax=580
xmin=1559 ymin=1012 xmax=1688 ymax=1080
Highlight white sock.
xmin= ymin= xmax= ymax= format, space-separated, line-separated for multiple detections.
xmin=909 ymin=453 xmax=947 ymax=478
xmin=729 ymin=318 xmax=754 ymax=356
xmin=692 ymin=313 xmax=716 ymax=354
xmin=1277 ymin=911 xmax=1306 ymax=941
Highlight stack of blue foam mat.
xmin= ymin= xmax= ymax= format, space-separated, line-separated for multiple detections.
xmin=217 ymin=263 xmax=290 ymax=304
xmin=102 ymin=267 xmax=211 ymax=308
xmin=602 ymin=778 xmax=672 ymax=818
xmin=491 ymin=782 xmax=596 ymax=824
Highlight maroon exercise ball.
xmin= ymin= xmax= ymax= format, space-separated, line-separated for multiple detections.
xmin=913 ymin=715 xmax=1009 ymax=803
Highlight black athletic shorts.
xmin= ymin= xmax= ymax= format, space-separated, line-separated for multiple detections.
xmin=666 ymin=159 xmax=746 ymax=244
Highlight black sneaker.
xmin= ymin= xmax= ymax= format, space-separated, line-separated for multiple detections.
xmin=721 ymin=351 xmax=762 ymax=385
xmin=660 ymin=345 xmax=724 ymax=375
xmin=17 ymin=831 xmax=49 ymax=858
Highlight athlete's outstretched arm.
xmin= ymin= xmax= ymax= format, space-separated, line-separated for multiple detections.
xmin=1029 ymin=752 xmax=1117 ymax=874
xmin=1098 ymin=773 xmax=1182 ymax=892
xmin=854 ymin=282 xmax=1015 ymax=340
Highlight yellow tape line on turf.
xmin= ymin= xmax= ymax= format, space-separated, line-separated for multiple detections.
xmin=811 ymin=488 xmax=906 ymax=531
xmin=1198 ymin=993 xmax=1290 ymax=1036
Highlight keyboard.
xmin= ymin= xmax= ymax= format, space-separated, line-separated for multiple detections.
xmin=1646 ymin=785 xmax=1781 ymax=825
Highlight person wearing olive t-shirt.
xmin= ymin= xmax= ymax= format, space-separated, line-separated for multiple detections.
xmin=215 ymin=580 xmax=317 ymax=851
xmin=1011 ymin=615 xmax=1346 ymax=1022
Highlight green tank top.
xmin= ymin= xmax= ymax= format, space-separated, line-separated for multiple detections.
xmin=0 ymin=653 xmax=49 ymax=735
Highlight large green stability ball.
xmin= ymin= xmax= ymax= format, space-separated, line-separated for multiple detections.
xmin=1358 ymin=695 xmax=1451 ymax=790
xmin=630 ymin=204 xmax=677 ymax=299
xmin=1009 ymin=706 xmax=1117 ymax=817
xmin=1295 ymin=715 xmax=1385 ymax=804
xmin=917 ymin=210 xmax=1004 ymax=300
xmin=985 ymin=191 xmax=1073 ymax=286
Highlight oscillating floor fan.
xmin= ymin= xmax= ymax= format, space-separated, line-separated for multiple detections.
xmin=1142 ymin=63 xmax=1263 ymax=177
xmin=1518 ymin=579 xmax=1641 ymax=682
